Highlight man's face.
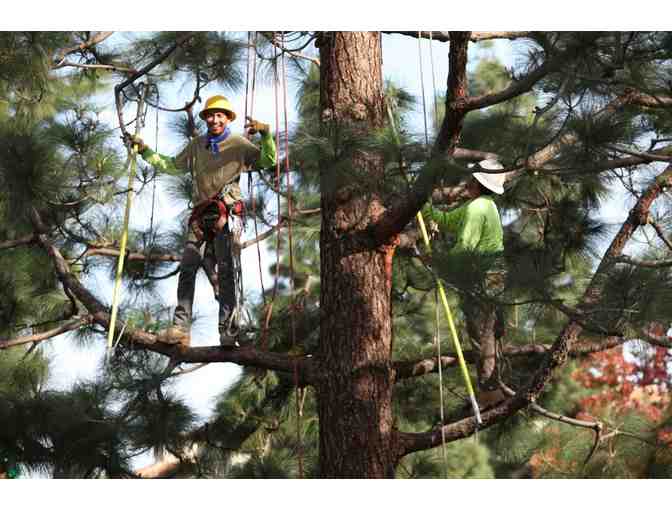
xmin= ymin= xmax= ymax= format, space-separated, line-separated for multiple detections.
xmin=204 ymin=110 xmax=230 ymax=136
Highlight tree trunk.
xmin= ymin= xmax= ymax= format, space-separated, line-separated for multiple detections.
xmin=315 ymin=32 xmax=399 ymax=477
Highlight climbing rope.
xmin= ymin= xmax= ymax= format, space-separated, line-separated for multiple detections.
xmin=107 ymin=83 xmax=148 ymax=355
xmin=416 ymin=32 xmax=482 ymax=425
xmin=259 ymin=38 xmax=284 ymax=352
xmin=279 ymin=32 xmax=304 ymax=479
xmin=428 ymin=32 xmax=440 ymax=131
xmin=245 ymin=31 xmax=268 ymax=310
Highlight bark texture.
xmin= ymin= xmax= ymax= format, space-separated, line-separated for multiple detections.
xmin=315 ymin=32 xmax=398 ymax=477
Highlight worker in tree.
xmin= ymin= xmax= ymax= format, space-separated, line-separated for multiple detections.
xmin=127 ymin=95 xmax=276 ymax=348
xmin=422 ymin=159 xmax=508 ymax=409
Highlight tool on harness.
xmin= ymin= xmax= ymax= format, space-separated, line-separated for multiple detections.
xmin=188 ymin=192 xmax=245 ymax=242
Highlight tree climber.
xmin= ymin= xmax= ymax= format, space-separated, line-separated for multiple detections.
xmin=422 ymin=159 xmax=508 ymax=409
xmin=127 ymin=95 xmax=276 ymax=348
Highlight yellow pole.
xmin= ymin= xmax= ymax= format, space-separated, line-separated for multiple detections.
xmin=107 ymin=86 xmax=147 ymax=353
xmin=416 ymin=210 xmax=482 ymax=425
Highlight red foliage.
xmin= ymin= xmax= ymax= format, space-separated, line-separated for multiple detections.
xmin=573 ymin=344 xmax=671 ymax=422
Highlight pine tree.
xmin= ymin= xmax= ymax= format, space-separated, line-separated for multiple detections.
xmin=1 ymin=31 xmax=672 ymax=478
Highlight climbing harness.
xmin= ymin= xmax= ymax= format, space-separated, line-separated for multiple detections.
xmin=107 ymin=83 xmax=148 ymax=356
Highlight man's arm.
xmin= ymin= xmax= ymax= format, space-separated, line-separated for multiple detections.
xmin=242 ymin=118 xmax=277 ymax=170
xmin=139 ymin=146 xmax=186 ymax=176
xmin=421 ymin=202 xmax=467 ymax=236
xmin=256 ymin=131 xmax=277 ymax=170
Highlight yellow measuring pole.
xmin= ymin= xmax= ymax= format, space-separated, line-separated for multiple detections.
xmin=416 ymin=210 xmax=482 ymax=425
xmin=107 ymin=87 xmax=147 ymax=353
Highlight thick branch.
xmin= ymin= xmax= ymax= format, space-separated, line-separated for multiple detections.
xmin=465 ymin=59 xmax=557 ymax=112
xmin=372 ymin=32 xmax=471 ymax=244
xmin=84 ymin=247 xmax=181 ymax=263
xmin=28 ymin=207 xmax=313 ymax=381
xmin=393 ymin=335 xmax=628 ymax=380
xmin=382 ymin=31 xmax=534 ymax=43
xmin=613 ymin=255 xmax=672 ymax=269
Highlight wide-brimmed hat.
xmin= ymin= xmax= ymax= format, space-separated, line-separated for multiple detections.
xmin=470 ymin=159 xmax=506 ymax=195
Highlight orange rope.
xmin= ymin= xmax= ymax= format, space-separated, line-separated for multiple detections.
xmin=260 ymin=36 xmax=283 ymax=352
xmin=245 ymin=31 xmax=267 ymax=310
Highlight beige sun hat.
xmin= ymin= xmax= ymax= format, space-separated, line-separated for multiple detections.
xmin=470 ymin=159 xmax=506 ymax=195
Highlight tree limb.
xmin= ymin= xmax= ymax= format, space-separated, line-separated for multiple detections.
xmin=382 ymin=31 xmax=535 ymax=43
xmin=0 ymin=316 xmax=91 ymax=350
xmin=0 ymin=234 xmax=36 ymax=250
xmin=136 ymin=377 xmax=294 ymax=478
xmin=372 ymin=32 xmax=471 ymax=244
xmin=53 ymin=31 xmax=115 ymax=67
xmin=28 ymin=207 xmax=314 ymax=380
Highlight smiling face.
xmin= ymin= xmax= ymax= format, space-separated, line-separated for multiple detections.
xmin=204 ymin=110 xmax=230 ymax=136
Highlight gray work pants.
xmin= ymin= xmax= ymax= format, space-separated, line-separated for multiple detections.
xmin=173 ymin=224 xmax=237 ymax=336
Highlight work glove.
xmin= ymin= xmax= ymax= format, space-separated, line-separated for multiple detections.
xmin=122 ymin=133 xmax=147 ymax=153
xmin=244 ymin=116 xmax=270 ymax=137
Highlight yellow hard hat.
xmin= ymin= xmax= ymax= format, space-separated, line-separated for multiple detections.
xmin=199 ymin=95 xmax=237 ymax=121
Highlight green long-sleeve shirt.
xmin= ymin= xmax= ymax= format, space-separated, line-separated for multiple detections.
xmin=139 ymin=131 xmax=276 ymax=206
xmin=422 ymin=196 xmax=503 ymax=258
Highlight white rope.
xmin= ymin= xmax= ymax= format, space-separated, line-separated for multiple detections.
xmin=419 ymin=31 xmax=450 ymax=473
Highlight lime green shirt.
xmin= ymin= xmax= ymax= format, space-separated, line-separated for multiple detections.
xmin=422 ymin=196 xmax=503 ymax=256
xmin=139 ymin=132 xmax=276 ymax=206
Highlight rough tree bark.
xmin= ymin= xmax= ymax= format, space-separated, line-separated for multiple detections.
xmin=315 ymin=31 xmax=399 ymax=478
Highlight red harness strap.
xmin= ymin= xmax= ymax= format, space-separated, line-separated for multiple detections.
xmin=188 ymin=196 xmax=245 ymax=242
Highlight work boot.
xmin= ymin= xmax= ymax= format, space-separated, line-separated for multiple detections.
xmin=157 ymin=325 xmax=190 ymax=348
xmin=219 ymin=331 xmax=239 ymax=349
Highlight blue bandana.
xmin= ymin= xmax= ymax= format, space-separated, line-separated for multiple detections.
xmin=206 ymin=128 xmax=231 ymax=153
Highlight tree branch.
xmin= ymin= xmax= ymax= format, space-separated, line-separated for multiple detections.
xmin=613 ymin=255 xmax=672 ymax=269
xmin=372 ymin=32 xmax=471 ymax=244
xmin=136 ymin=377 xmax=294 ymax=477
xmin=115 ymin=32 xmax=194 ymax=137
xmin=382 ymin=31 xmax=535 ymax=43
xmin=28 ymin=207 xmax=314 ymax=380
xmin=0 ymin=234 xmax=36 ymax=250
xmin=393 ymin=334 xmax=629 ymax=381
xmin=53 ymin=31 xmax=115 ymax=66
xmin=0 ymin=316 xmax=91 ymax=350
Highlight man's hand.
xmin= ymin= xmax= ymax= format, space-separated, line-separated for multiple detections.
xmin=122 ymin=133 xmax=147 ymax=153
xmin=244 ymin=116 xmax=270 ymax=137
